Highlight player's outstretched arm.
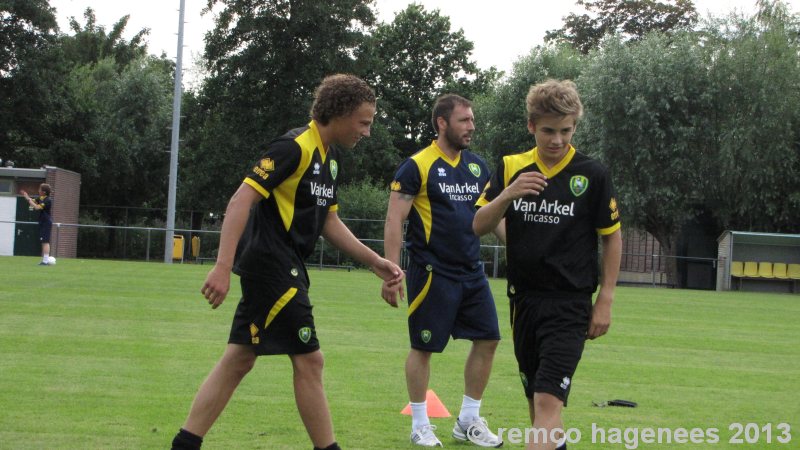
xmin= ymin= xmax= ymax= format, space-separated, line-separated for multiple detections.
xmin=473 ymin=172 xmax=548 ymax=236
xmin=588 ymin=229 xmax=622 ymax=339
xmin=321 ymin=210 xmax=404 ymax=292
xmin=200 ymin=183 xmax=261 ymax=309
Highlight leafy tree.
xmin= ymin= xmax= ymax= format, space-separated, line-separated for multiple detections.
xmin=702 ymin=0 xmax=800 ymax=232
xmin=0 ymin=0 xmax=58 ymax=155
xmin=362 ymin=3 xmax=497 ymax=157
xmin=472 ymin=44 xmax=585 ymax=166
xmin=545 ymin=0 xmax=698 ymax=53
xmin=578 ymin=32 xmax=716 ymax=282
xmin=180 ymin=0 xmax=379 ymax=211
xmin=59 ymin=8 xmax=150 ymax=69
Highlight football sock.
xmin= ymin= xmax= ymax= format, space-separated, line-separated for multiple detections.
xmin=171 ymin=428 xmax=203 ymax=449
xmin=42 ymin=253 xmax=49 ymax=263
xmin=313 ymin=443 xmax=341 ymax=450
xmin=458 ymin=394 xmax=481 ymax=423
xmin=410 ymin=401 xmax=430 ymax=430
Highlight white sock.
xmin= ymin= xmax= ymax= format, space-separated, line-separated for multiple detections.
xmin=411 ymin=401 xmax=429 ymax=431
xmin=42 ymin=253 xmax=49 ymax=263
xmin=458 ymin=395 xmax=481 ymax=423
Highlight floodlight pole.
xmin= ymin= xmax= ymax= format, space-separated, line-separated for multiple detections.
xmin=165 ymin=0 xmax=186 ymax=263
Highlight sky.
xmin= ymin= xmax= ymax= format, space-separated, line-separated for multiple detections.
xmin=47 ymin=0 xmax=793 ymax=84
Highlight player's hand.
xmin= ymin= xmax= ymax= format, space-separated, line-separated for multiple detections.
xmin=587 ymin=292 xmax=612 ymax=339
xmin=381 ymin=278 xmax=404 ymax=307
xmin=200 ymin=264 xmax=231 ymax=309
xmin=371 ymin=258 xmax=404 ymax=285
xmin=503 ymin=171 xmax=548 ymax=200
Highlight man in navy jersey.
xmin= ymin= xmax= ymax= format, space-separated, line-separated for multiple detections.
xmin=171 ymin=74 xmax=403 ymax=450
xmin=474 ymin=79 xmax=622 ymax=450
xmin=382 ymin=94 xmax=504 ymax=447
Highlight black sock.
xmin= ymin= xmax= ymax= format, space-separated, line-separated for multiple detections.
xmin=313 ymin=443 xmax=341 ymax=450
xmin=172 ymin=428 xmax=203 ymax=450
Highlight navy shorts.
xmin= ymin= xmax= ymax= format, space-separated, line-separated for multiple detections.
xmin=511 ymin=293 xmax=592 ymax=405
xmin=39 ymin=222 xmax=52 ymax=243
xmin=229 ymin=277 xmax=319 ymax=356
xmin=406 ymin=261 xmax=500 ymax=353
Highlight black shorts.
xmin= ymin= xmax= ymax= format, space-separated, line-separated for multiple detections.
xmin=229 ymin=277 xmax=319 ymax=356
xmin=406 ymin=261 xmax=500 ymax=353
xmin=39 ymin=223 xmax=52 ymax=243
xmin=511 ymin=293 xmax=592 ymax=405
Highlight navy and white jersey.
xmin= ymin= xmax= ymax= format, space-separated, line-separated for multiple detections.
xmin=234 ymin=121 xmax=339 ymax=284
xmin=477 ymin=145 xmax=621 ymax=297
xmin=391 ymin=141 xmax=490 ymax=279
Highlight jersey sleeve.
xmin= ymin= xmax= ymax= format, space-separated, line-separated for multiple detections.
xmin=243 ymin=139 xmax=301 ymax=199
xmin=593 ymin=166 xmax=621 ymax=235
xmin=475 ymin=157 xmax=507 ymax=208
xmin=390 ymin=158 xmax=422 ymax=196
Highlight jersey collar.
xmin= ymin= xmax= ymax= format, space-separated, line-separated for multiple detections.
xmin=532 ymin=145 xmax=576 ymax=178
xmin=309 ymin=120 xmax=327 ymax=163
xmin=431 ymin=140 xmax=461 ymax=167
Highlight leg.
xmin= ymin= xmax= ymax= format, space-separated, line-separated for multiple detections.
xmin=406 ymin=348 xmax=433 ymax=402
xmin=182 ymin=344 xmax=256 ymax=436
xmin=42 ymin=242 xmax=50 ymax=257
xmin=290 ymin=350 xmax=336 ymax=448
xmin=526 ymin=393 xmax=563 ymax=450
xmin=463 ymin=339 xmax=498 ymax=400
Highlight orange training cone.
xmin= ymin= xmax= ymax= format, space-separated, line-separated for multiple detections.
xmin=400 ymin=389 xmax=451 ymax=418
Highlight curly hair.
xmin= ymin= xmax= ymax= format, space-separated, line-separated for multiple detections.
xmin=431 ymin=94 xmax=472 ymax=133
xmin=526 ymin=79 xmax=583 ymax=124
xmin=311 ymin=74 xmax=376 ymax=125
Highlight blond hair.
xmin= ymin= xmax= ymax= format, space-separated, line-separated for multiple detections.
xmin=526 ymin=79 xmax=583 ymax=124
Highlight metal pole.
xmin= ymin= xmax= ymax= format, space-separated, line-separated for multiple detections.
xmin=164 ymin=0 xmax=186 ymax=263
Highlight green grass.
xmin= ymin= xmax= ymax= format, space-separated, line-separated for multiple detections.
xmin=1 ymin=256 xmax=798 ymax=449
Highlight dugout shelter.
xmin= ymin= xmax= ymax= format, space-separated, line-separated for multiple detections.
xmin=717 ymin=231 xmax=800 ymax=294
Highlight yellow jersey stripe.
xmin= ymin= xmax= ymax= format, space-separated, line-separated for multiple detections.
xmin=597 ymin=222 xmax=621 ymax=236
xmin=407 ymin=272 xmax=433 ymax=317
xmin=411 ymin=147 xmax=441 ymax=244
xmin=264 ymin=287 xmax=299 ymax=330
xmin=243 ymin=177 xmax=270 ymax=199
xmin=274 ymin=131 xmax=314 ymax=231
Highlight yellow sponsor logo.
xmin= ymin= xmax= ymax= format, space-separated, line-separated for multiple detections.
xmin=260 ymin=158 xmax=275 ymax=171
xmin=390 ymin=180 xmax=401 ymax=191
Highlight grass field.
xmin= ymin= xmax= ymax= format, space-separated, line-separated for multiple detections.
xmin=1 ymin=256 xmax=798 ymax=449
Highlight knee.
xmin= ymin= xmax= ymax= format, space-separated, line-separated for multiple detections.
xmin=221 ymin=347 xmax=256 ymax=377
xmin=533 ymin=393 xmax=563 ymax=420
xmin=292 ymin=351 xmax=325 ymax=379
xmin=474 ymin=339 xmax=499 ymax=356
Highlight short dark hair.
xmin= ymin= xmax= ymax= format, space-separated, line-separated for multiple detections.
xmin=431 ymin=94 xmax=472 ymax=133
xmin=40 ymin=183 xmax=51 ymax=196
xmin=311 ymin=74 xmax=376 ymax=125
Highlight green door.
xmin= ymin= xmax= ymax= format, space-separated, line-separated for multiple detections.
xmin=14 ymin=197 xmax=40 ymax=256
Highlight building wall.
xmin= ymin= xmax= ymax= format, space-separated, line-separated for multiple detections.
xmin=45 ymin=167 xmax=81 ymax=258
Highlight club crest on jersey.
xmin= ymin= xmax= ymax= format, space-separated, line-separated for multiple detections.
xmin=330 ymin=160 xmax=338 ymax=180
xmin=421 ymin=330 xmax=432 ymax=343
xmin=468 ymin=163 xmax=481 ymax=177
xmin=570 ymin=175 xmax=589 ymax=197
xmin=298 ymin=327 xmax=312 ymax=344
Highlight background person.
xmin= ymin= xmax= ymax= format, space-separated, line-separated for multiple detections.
xmin=21 ymin=183 xmax=53 ymax=265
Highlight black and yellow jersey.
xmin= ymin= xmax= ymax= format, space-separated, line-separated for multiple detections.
xmin=391 ymin=141 xmax=490 ymax=279
xmin=477 ymin=145 xmax=621 ymax=297
xmin=234 ymin=121 xmax=339 ymax=284
xmin=35 ymin=195 xmax=52 ymax=224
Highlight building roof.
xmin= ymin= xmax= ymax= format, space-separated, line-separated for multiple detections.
xmin=718 ymin=230 xmax=800 ymax=247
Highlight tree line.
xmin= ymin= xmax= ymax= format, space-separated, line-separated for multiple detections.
xmin=2 ymin=0 xmax=799 ymax=265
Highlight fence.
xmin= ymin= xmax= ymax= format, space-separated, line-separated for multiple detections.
xmin=2 ymin=219 xmax=719 ymax=288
